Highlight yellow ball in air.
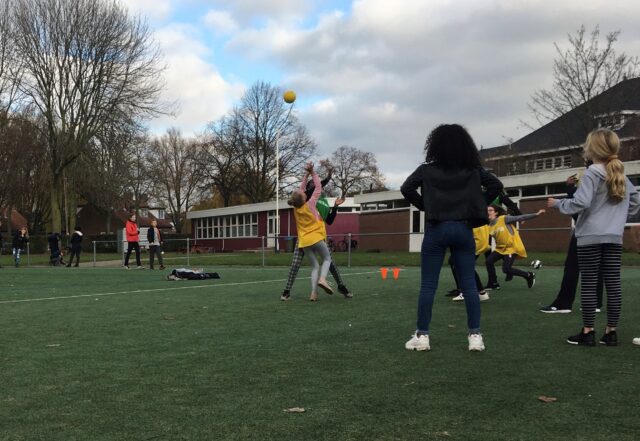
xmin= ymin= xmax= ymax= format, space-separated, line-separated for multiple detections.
xmin=283 ymin=90 xmax=296 ymax=104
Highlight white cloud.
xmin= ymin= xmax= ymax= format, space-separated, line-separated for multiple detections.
xmin=203 ymin=10 xmax=239 ymax=35
xmin=150 ymin=24 xmax=244 ymax=135
xmin=120 ymin=0 xmax=172 ymax=21
xmin=223 ymin=0 xmax=640 ymax=188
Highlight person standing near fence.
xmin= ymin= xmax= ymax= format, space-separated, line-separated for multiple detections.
xmin=287 ymin=163 xmax=334 ymax=302
xmin=401 ymin=123 xmax=503 ymax=352
xmin=12 ymin=226 xmax=29 ymax=268
xmin=66 ymin=226 xmax=83 ymax=267
xmin=548 ymin=129 xmax=640 ymax=346
xmin=124 ymin=213 xmax=143 ymax=269
xmin=147 ymin=219 xmax=165 ymax=270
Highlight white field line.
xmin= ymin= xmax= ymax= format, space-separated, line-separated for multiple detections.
xmin=0 ymin=270 xmax=384 ymax=305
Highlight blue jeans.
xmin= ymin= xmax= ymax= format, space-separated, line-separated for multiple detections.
xmin=416 ymin=221 xmax=481 ymax=334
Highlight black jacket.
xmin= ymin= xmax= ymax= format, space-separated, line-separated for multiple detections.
xmin=401 ymin=164 xmax=503 ymax=228
xmin=12 ymin=231 xmax=29 ymax=249
xmin=69 ymin=231 xmax=83 ymax=250
xmin=147 ymin=227 xmax=162 ymax=244
xmin=48 ymin=233 xmax=61 ymax=252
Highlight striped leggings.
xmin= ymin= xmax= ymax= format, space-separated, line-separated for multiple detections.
xmin=577 ymin=243 xmax=622 ymax=328
xmin=283 ymin=242 xmax=345 ymax=292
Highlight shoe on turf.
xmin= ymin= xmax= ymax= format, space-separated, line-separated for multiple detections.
xmin=452 ymin=293 xmax=465 ymax=302
xmin=484 ymin=283 xmax=500 ymax=291
xmin=446 ymin=289 xmax=461 ymax=297
xmin=579 ymin=307 xmax=602 ymax=313
xmin=338 ymin=284 xmax=353 ymax=298
xmin=479 ymin=291 xmax=490 ymax=301
xmin=567 ymin=330 xmax=595 ymax=346
xmin=505 ymin=273 xmax=513 ymax=282
xmin=526 ymin=272 xmax=536 ymax=288
xmin=599 ymin=331 xmax=617 ymax=346
xmin=317 ymin=280 xmax=333 ymax=295
xmin=124 ymin=265 xmax=130 ymax=269
xmin=405 ymin=332 xmax=430 ymax=351
xmin=468 ymin=334 xmax=485 ymax=351
xmin=633 ymin=337 xmax=640 ymax=346
xmin=137 ymin=266 xmax=145 ymax=269
xmin=540 ymin=305 xmax=571 ymax=314
xmin=280 ymin=293 xmax=291 ymax=301
xmin=159 ymin=266 xmax=166 ymax=270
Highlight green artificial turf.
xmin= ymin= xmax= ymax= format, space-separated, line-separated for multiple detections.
xmin=1 ymin=265 xmax=639 ymax=440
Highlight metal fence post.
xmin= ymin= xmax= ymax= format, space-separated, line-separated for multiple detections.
xmin=347 ymin=232 xmax=352 ymax=268
xmin=92 ymin=241 xmax=97 ymax=267
xmin=187 ymin=237 xmax=191 ymax=267
xmin=261 ymin=236 xmax=265 ymax=267
xmin=26 ymin=242 xmax=30 ymax=267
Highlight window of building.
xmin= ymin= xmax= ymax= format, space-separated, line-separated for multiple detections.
xmin=521 ymin=185 xmax=546 ymax=197
xmin=157 ymin=209 xmax=165 ymax=219
xmin=140 ymin=208 xmax=148 ymax=217
xmin=267 ymin=211 xmax=280 ymax=235
xmin=195 ymin=213 xmax=260 ymax=239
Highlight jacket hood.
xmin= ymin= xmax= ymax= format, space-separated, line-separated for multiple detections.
xmin=589 ymin=163 xmax=607 ymax=179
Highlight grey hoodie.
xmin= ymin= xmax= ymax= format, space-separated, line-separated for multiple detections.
xmin=554 ymin=164 xmax=640 ymax=246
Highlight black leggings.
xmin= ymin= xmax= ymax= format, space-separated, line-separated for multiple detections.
xmin=485 ymin=251 xmax=529 ymax=285
xmin=124 ymin=242 xmax=141 ymax=267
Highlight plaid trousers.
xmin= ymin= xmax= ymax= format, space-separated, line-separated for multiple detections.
xmin=283 ymin=239 xmax=345 ymax=292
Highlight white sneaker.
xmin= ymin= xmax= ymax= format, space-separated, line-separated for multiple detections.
xmin=452 ymin=293 xmax=464 ymax=302
xmin=479 ymin=291 xmax=490 ymax=301
xmin=468 ymin=334 xmax=485 ymax=351
xmin=405 ymin=332 xmax=430 ymax=351
xmin=633 ymin=337 xmax=640 ymax=346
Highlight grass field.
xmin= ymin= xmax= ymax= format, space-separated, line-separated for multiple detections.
xmin=1 ymin=264 xmax=639 ymax=441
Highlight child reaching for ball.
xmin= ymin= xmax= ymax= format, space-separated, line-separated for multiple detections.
xmin=288 ymin=163 xmax=334 ymax=301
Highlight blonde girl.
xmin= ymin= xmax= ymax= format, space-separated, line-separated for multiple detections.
xmin=288 ymin=163 xmax=334 ymax=301
xmin=548 ymin=129 xmax=640 ymax=346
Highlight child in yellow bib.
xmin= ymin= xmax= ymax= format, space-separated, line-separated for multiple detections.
xmin=485 ymin=204 xmax=545 ymax=290
xmin=448 ymin=225 xmax=491 ymax=301
xmin=288 ymin=163 xmax=334 ymax=301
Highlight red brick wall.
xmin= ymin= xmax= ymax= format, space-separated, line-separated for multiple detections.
xmin=358 ymin=209 xmax=410 ymax=251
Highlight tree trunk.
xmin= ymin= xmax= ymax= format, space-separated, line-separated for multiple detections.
xmin=49 ymin=174 xmax=63 ymax=233
xmin=105 ymin=210 xmax=112 ymax=234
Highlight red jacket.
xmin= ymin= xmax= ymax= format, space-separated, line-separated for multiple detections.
xmin=125 ymin=220 xmax=139 ymax=242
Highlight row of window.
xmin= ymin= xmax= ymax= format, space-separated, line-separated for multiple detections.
xmin=525 ymin=155 xmax=572 ymax=173
xmin=195 ymin=213 xmax=259 ymax=239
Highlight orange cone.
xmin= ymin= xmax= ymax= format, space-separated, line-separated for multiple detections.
xmin=392 ymin=268 xmax=401 ymax=280
xmin=380 ymin=268 xmax=389 ymax=279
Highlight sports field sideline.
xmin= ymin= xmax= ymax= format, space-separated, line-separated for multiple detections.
xmin=1 ymin=265 xmax=639 ymax=440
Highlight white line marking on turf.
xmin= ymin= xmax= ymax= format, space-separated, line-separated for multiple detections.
xmin=0 ymin=271 xmax=379 ymax=305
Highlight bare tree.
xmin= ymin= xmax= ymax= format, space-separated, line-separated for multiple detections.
xmin=233 ymin=81 xmax=316 ymax=203
xmin=148 ymin=128 xmax=203 ymax=233
xmin=0 ymin=0 xmax=22 ymax=113
xmin=528 ymin=25 xmax=640 ymax=129
xmin=10 ymin=0 xmax=167 ymax=232
xmin=319 ymin=146 xmax=386 ymax=197
xmin=199 ymin=116 xmax=244 ymax=207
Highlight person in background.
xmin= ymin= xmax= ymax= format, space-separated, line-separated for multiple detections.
xmin=48 ymin=232 xmax=65 ymax=266
xmin=66 ymin=226 xmax=83 ymax=267
xmin=548 ymin=128 xmax=640 ymax=346
xmin=147 ymin=219 xmax=165 ymax=270
xmin=124 ymin=213 xmax=143 ymax=269
xmin=401 ymin=123 xmax=503 ymax=352
xmin=12 ymin=226 xmax=29 ymax=267
xmin=540 ymin=173 xmax=603 ymax=313
xmin=485 ymin=205 xmax=543 ymax=290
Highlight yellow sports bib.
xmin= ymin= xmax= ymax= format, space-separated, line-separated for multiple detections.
xmin=473 ymin=225 xmax=491 ymax=256
xmin=489 ymin=216 xmax=527 ymax=258
xmin=294 ymin=204 xmax=326 ymax=248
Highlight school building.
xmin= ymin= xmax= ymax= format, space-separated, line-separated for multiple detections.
xmin=186 ymin=198 xmax=360 ymax=252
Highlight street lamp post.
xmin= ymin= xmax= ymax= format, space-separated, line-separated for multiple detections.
xmin=275 ymin=90 xmax=296 ymax=253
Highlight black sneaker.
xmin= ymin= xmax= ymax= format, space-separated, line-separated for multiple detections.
xmin=539 ymin=305 xmax=571 ymax=314
xmin=484 ymin=283 xmax=500 ymax=291
xmin=446 ymin=289 xmax=461 ymax=297
xmin=338 ymin=285 xmax=353 ymax=299
xmin=599 ymin=331 xmax=618 ymax=346
xmin=527 ymin=272 xmax=536 ymax=288
xmin=505 ymin=273 xmax=513 ymax=282
xmin=567 ymin=330 xmax=596 ymax=346
xmin=280 ymin=292 xmax=291 ymax=301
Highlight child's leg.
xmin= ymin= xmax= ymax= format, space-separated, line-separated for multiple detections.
xmin=13 ymin=248 xmax=21 ymax=266
xmin=313 ymin=241 xmax=332 ymax=281
xmin=283 ymin=244 xmax=304 ymax=293
xmin=134 ymin=243 xmax=141 ymax=266
xmin=485 ymin=251 xmax=501 ymax=285
xmin=501 ymin=255 xmax=529 ymax=280
xmin=601 ymin=243 xmax=623 ymax=329
xmin=149 ymin=246 xmax=156 ymax=268
xmin=157 ymin=246 xmax=164 ymax=267
xmin=327 ymin=245 xmax=346 ymax=287
xmin=577 ymin=244 xmax=603 ymax=329
xmin=305 ymin=247 xmax=320 ymax=299
xmin=124 ymin=242 xmax=133 ymax=266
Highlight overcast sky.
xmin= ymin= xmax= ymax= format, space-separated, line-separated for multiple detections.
xmin=122 ymin=0 xmax=640 ymax=188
